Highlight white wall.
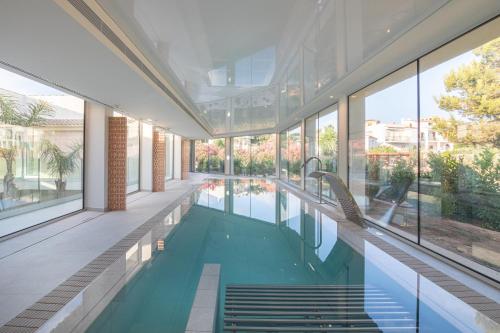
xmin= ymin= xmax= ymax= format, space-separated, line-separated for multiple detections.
xmin=84 ymin=101 xmax=111 ymax=210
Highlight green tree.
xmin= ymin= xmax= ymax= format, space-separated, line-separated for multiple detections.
xmin=0 ymin=96 xmax=53 ymax=127
xmin=369 ymin=145 xmax=397 ymax=154
xmin=21 ymin=101 xmax=54 ymax=126
xmin=0 ymin=95 xmax=21 ymax=124
xmin=318 ymin=125 xmax=337 ymax=156
xmin=433 ymin=37 xmax=499 ymax=145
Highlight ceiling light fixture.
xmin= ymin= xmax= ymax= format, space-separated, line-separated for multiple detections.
xmin=386 ymin=28 xmax=391 ymax=33
xmin=227 ymin=112 xmax=231 ymax=117
xmin=329 ymin=95 xmax=334 ymax=99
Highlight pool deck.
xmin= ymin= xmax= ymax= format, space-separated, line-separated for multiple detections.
xmin=0 ymin=179 xmax=202 ymax=328
xmin=0 ymin=176 xmax=499 ymax=332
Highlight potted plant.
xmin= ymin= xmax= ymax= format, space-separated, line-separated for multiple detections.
xmin=41 ymin=141 xmax=82 ymax=194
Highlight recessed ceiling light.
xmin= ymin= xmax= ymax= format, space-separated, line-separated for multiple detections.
xmin=329 ymin=95 xmax=334 ymax=99
xmin=386 ymin=28 xmax=391 ymax=33
xmin=227 ymin=112 xmax=231 ymax=117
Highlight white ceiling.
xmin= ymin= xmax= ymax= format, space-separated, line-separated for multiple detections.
xmin=0 ymin=0 xmax=209 ymax=137
xmin=0 ymin=0 xmax=498 ymax=138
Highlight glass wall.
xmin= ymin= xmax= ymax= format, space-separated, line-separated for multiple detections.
xmin=233 ymin=134 xmax=276 ymax=177
xmin=126 ymin=117 xmax=140 ymax=193
xmin=418 ymin=21 xmax=499 ymax=276
xmin=288 ymin=125 xmax=302 ymax=186
xmin=0 ymin=67 xmax=84 ymax=237
xmin=193 ymin=140 xmax=209 ymax=173
xmin=165 ymin=132 xmax=174 ymax=180
xmin=305 ymin=105 xmax=338 ymax=200
xmin=279 ymin=123 xmax=302 ymax=187
xmin=279 ymin=131 xmax=288 ymax=180
xmin=233 ymin=136 xmax=251 ymax=175
xmin=349 ymin=62 xmax=418 ymax=241
xmin=348 ymin=18 xmax=499 ymax=279
xmin=113 ymin=111 xmax=140 ymax=193
xmin=192 ymin=139 xmax=225 ymax=174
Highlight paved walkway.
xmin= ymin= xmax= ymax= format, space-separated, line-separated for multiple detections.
xmin=0 ymin=180 xmax=201 ymax=326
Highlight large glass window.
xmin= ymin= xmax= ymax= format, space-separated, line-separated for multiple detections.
xmin=193 ymin=140 xmax=209 ymax=173
xmin=192 ymin=139 xmax=225 ymax=174
xmin=305 ymin=114 xmax=319 ymax=195
xmin=348 ymin=18 xmax=499 ymax=279
xmin=114 ymin=112 xmax=140 ymax=194
xmin=279 ymin=124 xmax=302 ymax=186
xmin=126 ymin=117 xmax=140 ymax=193
xmin=279 ymin=130 xmax=288 ymax=180
xmin=233 ymin=134 xmax=276 ymax=177
xmin=419 ymin=21 xmax=499 ymax=275
xmin=349 ymin=62 xmax=418 ymax=241
xmin=0 ymin=67 xmax=84 ymax=237
xmin=233 ymin=136 xmax=251 ymax=176
xmin=305 ymin=105 xmax=338 ymax=200
xmin=165 ymin=132 xmax=174 ymax=180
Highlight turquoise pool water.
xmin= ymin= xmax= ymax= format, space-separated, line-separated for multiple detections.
xmin=86 ymin=179 xmax=496 ymax=333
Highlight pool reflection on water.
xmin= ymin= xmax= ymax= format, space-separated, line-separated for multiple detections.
xmin=87 ymin=179 xmax=499 ymax=333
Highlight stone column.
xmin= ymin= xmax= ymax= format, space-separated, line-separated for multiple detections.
xmin=108 ymin=117 xmax=127 ymax=210
xmin=152 ymin=128 xmax=166 ymax=192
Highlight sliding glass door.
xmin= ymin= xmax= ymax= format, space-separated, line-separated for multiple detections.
xmin=233 ymin=134 xmax=276 ymax=177
xmin=348 ymin=17 xmax=499 ymax=279
xmin=305 ymin=105 xmax=338 ymax=200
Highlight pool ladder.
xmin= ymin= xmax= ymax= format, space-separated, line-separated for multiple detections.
xmin=224 ymin=284 xmax=417 ymax=332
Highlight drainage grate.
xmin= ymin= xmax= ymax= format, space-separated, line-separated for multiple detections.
xmin=224 ymin=284 xmax=417 ymax=332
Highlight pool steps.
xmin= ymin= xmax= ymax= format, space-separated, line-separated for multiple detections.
xmin=223 ymin=284 xmax=417 ymax=332
xmin=185 ymin=264 xmax=221 ymax=333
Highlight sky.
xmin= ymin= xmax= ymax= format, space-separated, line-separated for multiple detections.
xmin=365 ymin=50 xmax=476 ymax=123
xmin=0 ymin=67 xmax=64 ymax=96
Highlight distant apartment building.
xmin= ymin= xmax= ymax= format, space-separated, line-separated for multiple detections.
xmin=365 ymin=118 xmax=452 ymax=152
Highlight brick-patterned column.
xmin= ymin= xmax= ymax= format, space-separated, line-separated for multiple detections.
xmin=152 ymin=128 xmax=166 ymax=192
xmin=181 ymin=139 xmax=190 ymax=180
xmin=108 ymin=117 xmax=127 ymax=210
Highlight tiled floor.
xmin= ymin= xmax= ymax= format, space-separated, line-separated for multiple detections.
xmin=0 ymin=179 xmax=202 ymax=327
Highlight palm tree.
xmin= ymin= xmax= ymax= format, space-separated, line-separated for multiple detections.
xmin=0 ymin=96 xmax=54 ymax=198
xmin=40 ymin=141 xmax=82 ymax=194
xmin=20 ymin=101 xmax=54 ymax=126
xmin=0 ymin=94 xmax=20 ymax=124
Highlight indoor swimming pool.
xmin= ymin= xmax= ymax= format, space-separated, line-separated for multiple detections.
xmin=84 ymin=179 xmax=499 ymax=333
